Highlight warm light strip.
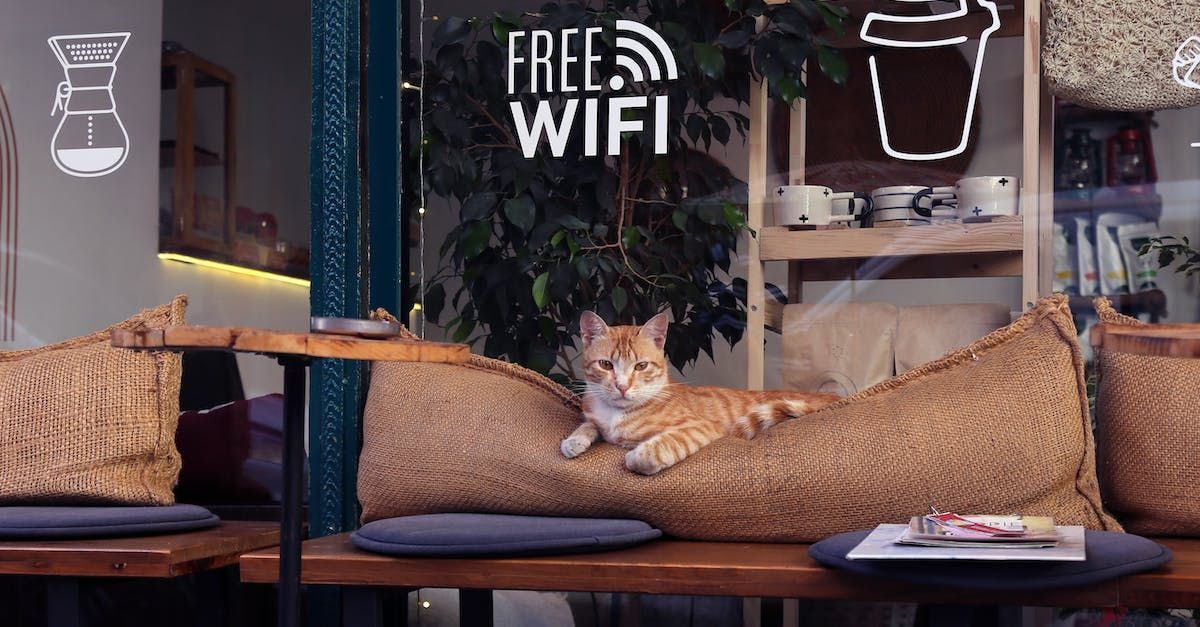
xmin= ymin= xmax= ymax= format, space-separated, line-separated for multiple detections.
xmin=157 ymin=253 xmax=311 ymax=287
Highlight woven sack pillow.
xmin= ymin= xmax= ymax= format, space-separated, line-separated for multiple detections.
xmin=1044 ymin=0 xmax=1200 ymax=111
xmin=0 ymin=297 xmax=187 ymax=505
xmin=359 ymin=295 xmax=1120 ymax=541
xmin=1093 ymin=298 xmax=1200 ymax=536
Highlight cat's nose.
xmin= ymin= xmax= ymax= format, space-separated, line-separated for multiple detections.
xmin=615 ymin=383 xmax=630 ymax=396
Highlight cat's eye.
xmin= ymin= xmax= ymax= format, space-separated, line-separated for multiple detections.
xmin=597 ymin=360 xmax=613 ymax=370
xmin=634 ymin=361 xmax=649 ymax=371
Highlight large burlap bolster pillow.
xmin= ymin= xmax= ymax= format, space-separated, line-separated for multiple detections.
xmin=0 ymin=297 xmax=186 ymax=505
xmin=1093 ymin=298 xmax=1200 ymax=536
xmin=359 ymin=295 xmax=1119 ymax=541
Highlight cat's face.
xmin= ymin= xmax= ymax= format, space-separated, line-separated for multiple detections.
xmin=579 ymin=311 xmax=670 ymax=409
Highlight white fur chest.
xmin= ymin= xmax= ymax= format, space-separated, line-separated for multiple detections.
xmin=584 ymin=402 xmax=632 ymax=447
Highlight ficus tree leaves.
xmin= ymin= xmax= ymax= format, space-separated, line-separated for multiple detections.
xmin=412 ymin=0 xmax=846 ymax=380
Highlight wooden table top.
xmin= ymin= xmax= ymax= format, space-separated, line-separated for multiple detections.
xmin=0 ymin=521 xmax=279 ymax=578
xmin=111 ymin=325 xmax=470 ymax=362
xmin=1091 ymin=323 xmax=1200 ymax=358
xmin=240 ymin=534 xmax=1200 ymax=608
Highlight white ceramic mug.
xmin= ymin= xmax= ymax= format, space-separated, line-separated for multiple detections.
xmin=955 ymin=175 xmax=1019 ymax=221
xmin=774 ymin=185 xmax=872 ymax=226
xmin=869 ymin=185 xmax=944 ymax=226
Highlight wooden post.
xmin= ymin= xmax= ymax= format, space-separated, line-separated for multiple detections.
xmin=224 ymin=76 xmax=238 ymax=247
xmin=1021 ymin=0 xmax=1044 ymax=308
xmin=746 ymin=78 xmax=768 ymax=391
xmin=174 ymin=58 xmax=195 ymax=246
xmin=1038 ymin=56 xmax=1056 ymax=298
xmin=787 ymin=63 xmax=807 ymax=306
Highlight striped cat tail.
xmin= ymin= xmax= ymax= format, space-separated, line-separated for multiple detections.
xmin=732 ymin=398 xmax=827 ymax=439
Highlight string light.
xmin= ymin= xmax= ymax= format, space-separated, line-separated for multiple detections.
xmin=417 ymin=0 xmax=428 ymax=338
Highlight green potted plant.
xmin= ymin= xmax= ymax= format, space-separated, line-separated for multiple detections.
xmin=1142 ymin=235 xmax=1200 ymax=278
xmin=416 ymin=0 xmax=848 ymax=380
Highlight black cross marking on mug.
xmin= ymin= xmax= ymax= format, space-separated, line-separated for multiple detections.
xmin=777 ymin=187 xmax=785 ymax=196
xmin=798 ymin=215 xmax=809 ymax=222
xmin=973 ymin=207 xmax=983 ymax=216
xmin=823 ymin=189 xmax=830 ymax=197
xmin=999 ymin=178 xmax=1009 ymax=186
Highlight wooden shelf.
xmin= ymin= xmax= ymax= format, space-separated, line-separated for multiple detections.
xmin=1070 ymin=290 xmax=1167 ymax=322
xmin=159 ymin=141 xmax=222 ymax=168
xmin=1057 ymin=104 xmax=1155 ymax=126
xmin=759 ymin=220 xmax=1024 ymax=262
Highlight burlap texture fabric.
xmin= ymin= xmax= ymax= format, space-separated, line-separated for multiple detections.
xmin=0 ymin=297 xmax=186 ymax=505
xmin=1044 ymin=0 xmax=1200 ymax=111
xmin=359 ymin=295 xmax=1119 ymax=541
xmin=1093 ymin=297 xmax=1200 ymax=536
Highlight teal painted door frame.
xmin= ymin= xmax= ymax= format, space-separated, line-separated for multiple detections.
xmin=310 ymin=0 xmax=406 ymax=538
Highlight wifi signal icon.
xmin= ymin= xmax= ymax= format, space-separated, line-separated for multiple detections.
xmin=609 ymin=20 xmax=680 ymax=90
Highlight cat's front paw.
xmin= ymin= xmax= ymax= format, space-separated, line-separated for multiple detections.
xmin=625 ymin=446 xmax=667 ymax=475
xmin=560 ymin=436 xmax=591 ymax=459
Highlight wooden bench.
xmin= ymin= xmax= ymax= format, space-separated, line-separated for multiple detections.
xmin=240 ymin=533 xmax=1200 ymax=625
xmin=1 ymin=521 xmax=278 ymax=627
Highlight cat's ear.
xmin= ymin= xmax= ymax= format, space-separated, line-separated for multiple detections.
xmin=579 ymin=311 xmax=609 ymax=348
xmin=638 ymin=312 xmax=670 ymax=350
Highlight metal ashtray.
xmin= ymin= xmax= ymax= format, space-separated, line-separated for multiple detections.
xmin=310 ymin=317 xmax=402 ymax=339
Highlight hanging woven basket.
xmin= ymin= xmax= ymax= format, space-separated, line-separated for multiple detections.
xmin=1044 ymin=0 xmax=1200 ymax=111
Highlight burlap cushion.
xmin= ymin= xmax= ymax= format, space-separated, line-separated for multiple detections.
xmin=359 ymin=295 xmax=1119 ymax=541
xmin=1093 ymin=298 xmax=1200 ymax=536
xmin=0 ymin=297 xmax=186 ymax=505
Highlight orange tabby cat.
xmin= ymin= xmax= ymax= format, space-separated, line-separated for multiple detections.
xmin=561 ymin=311 xmax=840 ymax=475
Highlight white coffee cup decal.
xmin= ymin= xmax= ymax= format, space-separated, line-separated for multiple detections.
xmin=860 ymin=0 xmax=1000 ymax=161
xmin=47 ymin=32 xmax=131 ymax=177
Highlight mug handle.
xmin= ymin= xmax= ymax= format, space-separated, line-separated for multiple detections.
xmin=912 ymin=187 xmax=956 ymax=218
xmin=830 ymin=192 xmax=873 ymax=223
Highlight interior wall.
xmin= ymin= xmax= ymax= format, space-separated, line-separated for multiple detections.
xmin=0 ymin=0 xmax=309 ymax=398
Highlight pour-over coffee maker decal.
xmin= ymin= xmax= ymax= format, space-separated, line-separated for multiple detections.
xmin=860 ymin=0 xmax=1000 ymax=161
xmin=47 ymin=32 xmax=131 ymax=177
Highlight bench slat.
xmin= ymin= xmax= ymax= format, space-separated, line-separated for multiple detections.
xmin=0 ymin=521 xmax=279 ymax=578
xmin=237 ymin=534 xmax=1163 ymax=607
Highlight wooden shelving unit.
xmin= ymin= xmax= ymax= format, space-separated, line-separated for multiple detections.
xmin=160 ymin=50 xmax=237 ymax=256
xmin=745 ymin=0 xmax=1053 ymax=389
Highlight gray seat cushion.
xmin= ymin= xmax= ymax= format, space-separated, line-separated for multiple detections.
xmin=350 ymin=513 xmax=662 ymax=557
xmin=809 ymin=529 xmax=1171 ymax=590
xmin=0 ymin=504 xmax=220 ymax=539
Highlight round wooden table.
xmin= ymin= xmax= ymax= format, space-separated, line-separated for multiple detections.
xmin=113 ymin=325 xmax=468 ymax=627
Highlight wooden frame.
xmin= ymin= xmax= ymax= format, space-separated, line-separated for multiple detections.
xmin=161 ymin=51 xmax=237 ymax=253
xmin=746 ymin=0 xmax=1052 ymax=389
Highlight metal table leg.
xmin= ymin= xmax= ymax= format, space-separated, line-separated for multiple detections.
xmin=279 ymin=357 xmax=310 ymax=627
xmin=46 ymin=577 xmax=81 ymax=627
xmin=459 ymin=589 xmax=494 ymax=627
xmin=343 ymin=587 xmax=383 ymax=627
